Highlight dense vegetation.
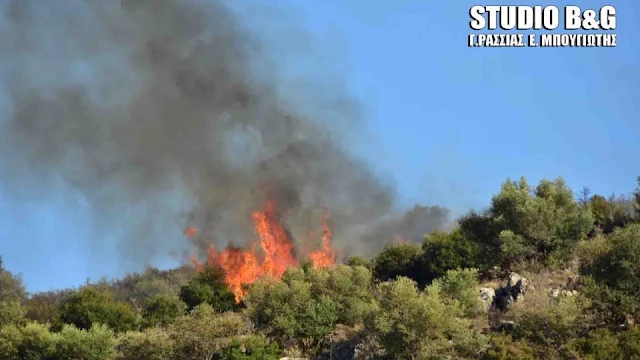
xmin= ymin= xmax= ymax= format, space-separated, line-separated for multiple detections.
xmin=1 ymin=176 xmax=640 ymax=359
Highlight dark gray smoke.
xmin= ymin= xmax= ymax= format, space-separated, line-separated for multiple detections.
xmin=0 ymin=0 xmax=449 ymax=263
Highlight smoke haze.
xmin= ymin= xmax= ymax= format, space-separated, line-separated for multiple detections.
xmin=0 ymin=0 xmax=449 ymax=265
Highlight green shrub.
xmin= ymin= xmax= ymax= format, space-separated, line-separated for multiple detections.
xmin=178 ymin=266 xmax=237 ymax=312
xmin=372 ymin=243 xmax=424 ymax=284
xmin=366 ymin=276 xmax=480 ymax=359
xmin=0 ymin=322 xmax=57 ymax=360
xmin=55 ymin=323 xmax=117 ymax=360
xmin=243 ymin=268 xmax=339 ymax=353
xmin=168 ymin=304 xmax=253 ymax=360
xmin=141 ymin=294 xmax=186 ymax=328
xmin=116 ymin=328 xmax=173 ymax=360
xmin=217 ymin=334 xmax=282 ymax=360
xmin=432 ymin=268 xmax=484 ymax=317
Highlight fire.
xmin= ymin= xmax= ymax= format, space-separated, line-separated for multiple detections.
xmin=184 ymin=227 xmax=198 ymax=238
xmin=251 ymin=202 xmax=297 ymax=278
xmin=189 ymin=201 xmax=337 ymax=302
xmin=309 ymin=219 xmax=336 ymax=268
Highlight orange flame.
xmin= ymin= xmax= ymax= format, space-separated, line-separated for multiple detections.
xmin=184 ymin=227 xmax=198 ymax=238
xmin=190 ymin=201 xmax=337 ymax=302
xmin=309 ymin=219 xmax=336 ymax=268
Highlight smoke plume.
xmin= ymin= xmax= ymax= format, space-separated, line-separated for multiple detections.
xmin=0 ymin=0 xmax=449 ymax=264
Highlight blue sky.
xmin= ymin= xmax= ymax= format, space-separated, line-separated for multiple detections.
xmin=1 ymin=1 xmax=639 ymax=293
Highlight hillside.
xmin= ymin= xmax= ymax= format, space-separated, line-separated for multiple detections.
xmin=1 ymin=176 xmax=640 ymax=359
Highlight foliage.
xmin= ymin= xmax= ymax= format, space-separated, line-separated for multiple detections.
xmin=243 ymin=267 xmax=339 ymax=352
xmin=0 ymin=322 xmax=57 ymax=360
xmin=488 ymin=177 xmax=594 ymax=268
xmin=346 ymin=255 xmax=371 ymax=268
xmin=483 ymin=333 xmax=536 ymax=360
xmin=0 ymin=258 xmax=26 ymax=304
xmin=115 ymin=328 xmax=173 ymax=360
xmin=178 ymin=265 xmax=237 ymax=312
xmin=24 ymin=290 xmax=72 ymax=327
xmin=432 ymin=268 xmax=485 ymax=317
xmin=55 ymin=323 xmax=118 ymax=360
xmin=216 ymin=334 xmax=282 ymax=360
xmin=304 ymin=265 xmax=376 ymax=326
xmin=0 ymin=301 xmax=26 ymax=327
xmin=422 ymin=230 xmax=483 ymax=282
xmin=580 ymin=224 xmax=640 ymax=328
xmin=511 ymin=297 xmax=587 ymax=359
xmin=59 ymin=287 xmax=138 ymax=333
xmin=168 ymin=304 xmax=253 ymax=360
xmin=372 ymin=243 xmax=424 ymax=284
xmin=110 ymin=266 xmax=193 ymax=305
xmin=366 ymin=276 xmax=483 ymax=360
xmin=140 ymin=293 xmax=186 ymax=328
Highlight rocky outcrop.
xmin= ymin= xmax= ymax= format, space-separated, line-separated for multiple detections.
xmin=479 ymin=287 xmax=496 ymax=310
xmin=547 ymin=275 xmax=580 ymax=298
xmin=481 ymin=272 xmax=530 ymax=311
xmin=497 ymin=272 xmax=529 ymax=311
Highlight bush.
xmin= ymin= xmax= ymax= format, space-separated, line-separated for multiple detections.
xmin=366 ymin=276 xmax=481 ymax=359
xmin=305 ymin=265 xmax=376 ymax=326
xmin=483 ymin=334 xmax=536 ymax=360
xmin=116 ymin=328 xmax=173 ymax=360
xmin=0 ymin=258 xmax=26 ymax=304
xmin=0 ymin=322 xmax=57 ymax=360
xmin=577 ymin=328 xmax=623 ymax=360
xmin=216 ymin=334 xmax=282 ymax=360
xmin=243 ymin=267 xmax=339 ymax=353
xmin=141 ymin=294 xmax=186 ymax=328
xmin=24 ymin=290 xmax=71 ymax=327
xmin=511 ymin=297 xmax=587 ymax=359
xmin=346 ymin=256 xmax=371 ymax=268
xmin=55 ymin=323 xmax=118 ymax=360
xmin=178 ymin=266 xmax=237 ymax=312
xmin=580 ymin=224 xmax=640 ymax=328
xmin=422 ymin=230 xmax=482 ymax=282
xmin=168 ymin=304 xmax=253 ymax=360
xmin=59 ymin=287 xmax=138 ymax=333
xmin=0 ymin=301 xmax=26 ymax=327
xmin=372 ymin=243 xmax=424 ymax=284
xmin=432 ymin=268 xmax=484 ymax=317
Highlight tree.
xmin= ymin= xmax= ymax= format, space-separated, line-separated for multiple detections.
xmin=304 ymin=265 xmax=376 ymax=326
xmin=168 ymin=304 xmax=252 ymax=360
xmin=372 ymin=243 xmax=424 ymax=285
xmin=178 ymin=266 xmax=236 ymax=312
xmin=458 ymin=177 xmax=593 ymax=269
xmin=59 ymin=287 xmax=138 ymax=333
xmin=511 ymin=297 xmax=587 ymax=359
xmin=217 ymin=335 xmax=282 ymax=360
xmin=0 ymin=257 xmax=26 ymax=304
xmin=55 ymin=324 xmax=117 ymax=360
xmin=0 ymin=322 xmax=57 ymax=360
xmin=366 ymin=276 xmax=485 ymax=360
xmin=115 ymin=328 xmax=173 ymax=360
xmin=346 ymin=255 xmax=371 ymax=268
xmin=243 ymin=267 xmax=339 ymax=353
xmin=580 ymin=224 xmax=640 ymax=328
xmin=432 ymin=268 xmax=484 ymax=317
xmin=0 ymin=258 xmax=27 ymax=327
xmin=0 ymin=301 xmax=26 ymax=327
xmin=422 ymin=230 xmax=482 ymax=281
xmin=24 ymin=289 xmax=73 ymax=328
xmin=141 ymin=294 xmax=186 ymax=328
